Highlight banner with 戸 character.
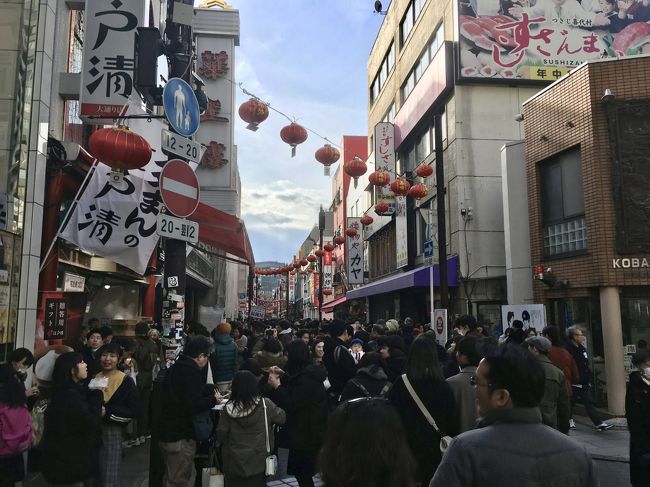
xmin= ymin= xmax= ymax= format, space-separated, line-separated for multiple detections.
xmin=458 ymin=0 xmax=650 ymax=81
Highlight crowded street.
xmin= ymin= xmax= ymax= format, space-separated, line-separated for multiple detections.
xmin=1 ymin=0 xmax=650 ymax=486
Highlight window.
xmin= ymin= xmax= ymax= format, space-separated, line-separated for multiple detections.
xmin=400 ymin=2 xmax=415 ymax=45
xmin=401 ymin=71 xmax=415 ymax=101
xmin=370 ymin=42 xmax=395 ymax=105
xmin=540 ymin=148 xmax=587 ymax=256
xmin=401 ymin=24 xmax=443 ymax=103
xmin=383 ymin=103 xmax=395 ymax=124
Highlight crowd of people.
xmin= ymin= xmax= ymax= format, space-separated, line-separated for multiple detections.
xmin=0 ymin=314 xmax=648 ymax=486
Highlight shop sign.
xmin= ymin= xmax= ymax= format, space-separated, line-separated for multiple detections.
xmin=395 ymin=196 xmax=408 ymax=268
xmin=347 ymin=217 xmax=364 ymax=285
xmin=289 ymin=272 xmax=295 ymax=303
xmin=374 ymin=122 xmax=396 ymax=215
xmin=44 ymin=298 xmax=67 ymax=340
xmin=323 ymin=252 xmax=333 ymax=289
xmin=63 ymin=272 xmax=86 ymax=292
xmin=612 ymin=257 xmax=650 ymax=268
xmin=250 ymin=306 xmax=265 ymax=319
xmin=80 ymin=0 xmax=146 ymax=122
xmin=457 ymin=0 xmax=650 ymax=82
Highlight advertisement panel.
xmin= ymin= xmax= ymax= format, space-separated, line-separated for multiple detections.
xmin=374 ymin=122 xmax=396 ymax=214
xmin=80 ymin=0 xmax=146 ymax=122
xmin=346 ymin=217 xmax=364 ymax=285
xmin=501 ymin=304 xmax=546 ymax=332
xmin=457 ymin=0 xmax=650 ymax=81
xmin=395 ymin=196 xmax=408 ymax=268
xmin=323 ymin=252 xmax=333 ymax=289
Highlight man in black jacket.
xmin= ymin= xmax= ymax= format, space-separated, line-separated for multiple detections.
xmin=564 ymin=326 xmax=612 ymax=431
xmin=323 ymin=320 xmax=355 ymax=403
xmin=159 ymin=336 xmax=219 ymax=486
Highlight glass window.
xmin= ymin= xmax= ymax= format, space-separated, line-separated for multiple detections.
xmin=387 ymin=42 xmax=395 ymax=73
xmin=415 ymin=0 xmax=425 ymax=16
xmin=414 ymin=61 xmax=423 ymax=83
xmin=371 ymin=79 xmax=379 ymax=103
xmin=416 ymin=130 xmax=431 ymax=163
xmin=377 ymin=69 xmax=384 ymax=92
xmin=419 ymin=48 xmax=430 ymax=74
xmin=402 ymin=72 xmax=415 ymax=101
xmin=400 ymin=2 xmax=414 ymax=45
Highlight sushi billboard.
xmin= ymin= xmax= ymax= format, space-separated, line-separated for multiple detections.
xmin=458 ymin=0 xmax=650 ymax=81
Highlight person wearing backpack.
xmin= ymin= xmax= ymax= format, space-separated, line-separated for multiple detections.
xmin=340 ymin=352 xmax=391 ymax=402
xmin=0 ymin=348 xmax=36 ymax=487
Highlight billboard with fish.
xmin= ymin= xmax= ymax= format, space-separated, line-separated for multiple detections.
xmin=458 ymin=0 xmax=650 ymax=81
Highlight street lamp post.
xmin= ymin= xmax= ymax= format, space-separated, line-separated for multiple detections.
xmin=434 ymin=113 xmax=448 ymax=310
xmin=318 ymin=206 xmax=325 ymax=324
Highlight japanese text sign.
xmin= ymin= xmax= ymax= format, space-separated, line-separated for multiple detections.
xmin=347 ymin=217 xmax=364 ymax=285
xmin=323 ymin=250 xmax=333 ymax=290
xmin=395 ymin=196 xmax=408 ymax=268
xmin=81 ymin=0 xmax=145 ymax=122
xmin=374 ymin=122 xmax=396 ymax=214
xmin=44 ymin=298 xmax=67 ymax=340
xmin=457 ymin=0 xmax=650 ymax=81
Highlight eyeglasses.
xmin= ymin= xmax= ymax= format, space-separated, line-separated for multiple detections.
xmin=469 ymin=376 xmax=492 ymax=388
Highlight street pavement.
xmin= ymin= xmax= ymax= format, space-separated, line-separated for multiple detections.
xmin=23 ymin=414 xmax=629 ymax=487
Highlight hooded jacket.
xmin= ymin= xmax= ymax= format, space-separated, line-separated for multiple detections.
xmin=211 ymin=333 xmax=238 ymax=382
xmin=216 ymin=397 xmax=286 ymax=478
xmin=254 ymin=350 xmax=287 ymax=371
xmin=340 ymin=364 xmax=391 ymax=401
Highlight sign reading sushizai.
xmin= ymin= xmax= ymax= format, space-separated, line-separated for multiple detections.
xmin=80 ymin=0 xmax=145 ymax=122
xmin=457 ymin=0 xmax=650 ymax=81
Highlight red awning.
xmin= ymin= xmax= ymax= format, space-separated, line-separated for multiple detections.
xmin=322 ymin=294 xmax=347 ymax=312
xmin=190 ymin=202 xmax=255 ymax=267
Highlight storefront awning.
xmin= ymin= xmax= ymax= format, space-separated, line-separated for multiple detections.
xmin=322 ymin=295 xmax=347 ymax=313
xmin=346 ymin=256 xmax=459 ymax=300
xmin=190 ymin=202 xmax=255 ymax=268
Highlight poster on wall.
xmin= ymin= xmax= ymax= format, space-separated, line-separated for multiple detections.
xmin=434 ymin=309 xmax=448 ymax=346
xmin=35 ymin=292 xmax=89 ymax=352
xmin=346 ymin=217 xmax=364 ymax=285
xmin=501 ymin=303 xmax=546 ymax=332
xmin=457 ymin=0 xmax=650 ymax=81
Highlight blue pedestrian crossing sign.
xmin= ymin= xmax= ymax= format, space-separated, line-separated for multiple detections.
xmin=163 ymin=78 xmax=200 ymax=137
xmin=424 ymin=240 xmax=434 ymax=258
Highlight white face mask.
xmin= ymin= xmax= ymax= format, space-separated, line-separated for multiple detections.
xmin=643 ymin=367 xmax=650 ymax=379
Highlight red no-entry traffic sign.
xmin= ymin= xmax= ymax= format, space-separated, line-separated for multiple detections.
xmin=159 ymin=159 xmax=200 ymax=218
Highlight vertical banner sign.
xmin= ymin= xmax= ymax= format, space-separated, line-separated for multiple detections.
xmin=395 ymin=196 xmax=408 ymax=268
xmin=434 ymin=309 xmax=448 ymax=346
xmin=289 ymin=272 xmax=295 ymax=303
xmin=323 ymin=252 xmax=333 ymax=290
xmin=347 ymin=217 xmax=364 ymax=285
xmin=44 ymin=298 xmax=67 ymax=340
xmin=374 ymin=122 xmax=396 ymax=214
xmin=80 ymin=0 xmax=145 ymax=122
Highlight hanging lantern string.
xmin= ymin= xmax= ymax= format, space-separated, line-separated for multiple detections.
xmin=228 ymin=79 xmax=341 ymax=150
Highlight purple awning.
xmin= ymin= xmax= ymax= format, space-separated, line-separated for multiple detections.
xmin=347 ymin=256 xmax=459 ymax=300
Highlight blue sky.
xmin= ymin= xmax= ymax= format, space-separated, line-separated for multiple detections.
xmin=229 ymin=1 xmax=387 ymax=264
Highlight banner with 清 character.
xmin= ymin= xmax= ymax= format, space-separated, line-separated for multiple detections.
xmin=457 ymin=0 xmax=650 ymax=81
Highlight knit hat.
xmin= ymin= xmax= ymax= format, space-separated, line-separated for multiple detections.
xmin=525 ymin=336 xmax=551 ymax=354
xmin=350 ymin=338 xmax=364 ymax=347
xmin=216 ymin=322 xmax=231 ymax=335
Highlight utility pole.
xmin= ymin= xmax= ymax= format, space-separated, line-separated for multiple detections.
xmin=435 ymin=113 xmax=448 ymax=310
xmin=318 ymin=207 xmax=325 ymax=323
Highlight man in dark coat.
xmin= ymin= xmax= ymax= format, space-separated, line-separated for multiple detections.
xmin=626 ymin=350 xmax=650 ymax=487
xmin=564 ymin=326 xmax=612 ymax=431
xmin=159 ymin=336 xmax=219 ymax=486
xmin=133 ymin=321 xmax=160 ymax=443
xmin=322 ymin=320 xmax=355 ymax=402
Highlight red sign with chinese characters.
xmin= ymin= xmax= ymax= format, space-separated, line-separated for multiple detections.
xmin=458 ymin=0 xmax=650 ymax=81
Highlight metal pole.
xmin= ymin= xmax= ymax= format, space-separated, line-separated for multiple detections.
xmin=318 ymin=208 xmax=325 ymax=323
xmin=435 ymin=113 xmax=448 ymax=310
xmin=286 ymin=270 xmax=290 ymax=319
xmin=429 ymin=207 xmax=435 ymax=325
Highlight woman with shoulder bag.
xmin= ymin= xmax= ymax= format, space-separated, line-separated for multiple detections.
xmin=217 ymin=370 xmax=286 ymax=487
xmin=387 ymin=336 xmax=458 ymax=485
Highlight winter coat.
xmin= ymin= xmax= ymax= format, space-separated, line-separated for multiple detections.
xmin=548 ymin=345 xmax=580 ymax=396
xmin=98 ymin=372 xmax=138 ymax=427
xmin=41 ymin=384 xmax=103 ymax=484
xmin=133 ymin=336 xmax=160 ymax=389
xmin=388 ymin=375 xmax=458 ymax=484
xmin=537 ymin=355 xmax=571 ymax=433
xmin=254 ymin=350 xmax=287 ymax=371
xmin=211 ymin=334 xmax=238 ymax=382
xmin=430 ymin=408 xmax=597 ymax=487
xmin=81 ymin=347 xmax=101 ymax=378
xmin=565 ymin=341 xmax=593 ymax=385
xmin=216 ymin=398 xmax=286 ymax=478
xmin=323 ymin=337 xmax=356 ymax=395
xmin=340 ymin=364 xmax=391 ymax=401
xmin=385 ymin=347 xmax=407 ymax=383
xmin=159 ymin=355 xmax=217 ymax=442
xmin=626 ymin=371 xmax=650 ymax=487
xmin=446 ymin=366 xmax=477 ymax=433
xmin=272 ymin=364 xmax=328 ymax=476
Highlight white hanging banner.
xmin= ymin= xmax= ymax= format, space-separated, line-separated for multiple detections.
xmin=289 ymin=271 xmax=295 ymax=303
xmin=346 ymin=217 xmax=364 ymax=285
xmin=323 ymin=251 xmax=333 ymax=289
xmin=374 ymin=122 xmax=396 ymax=214
xmin=396 ymin=196 xmax=408 ymax=268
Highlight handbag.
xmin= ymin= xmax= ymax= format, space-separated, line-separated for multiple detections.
xmin=402 ymin=374 xmax=454 ymax=455
xmin=202 ymin=445 xmax=224 ymax=487
xmin=262 ymin=398 xmax=278 ymax=476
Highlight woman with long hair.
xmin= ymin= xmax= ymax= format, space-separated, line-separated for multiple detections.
xmin=273 ymin=340 xmax=328 ymax=487
xmin=217 ymin=370 xmax=286 ymax=487
xmin=320 ymin=398 xmax=416 ymax=487
xmin=387 ymin=336 xmax=458 ymax=485
xmin=41 ymin=352 xmax=103 ymax=486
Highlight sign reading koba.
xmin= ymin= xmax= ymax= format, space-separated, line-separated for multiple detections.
xmin=613 ymin=257 xmax=650 ymax=269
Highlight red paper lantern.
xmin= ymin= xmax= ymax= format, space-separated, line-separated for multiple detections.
xmin=323 ymin=243 xmax=334 ymax=252
xmin=299 ymin=271 xmax=307 ymax=276
xmin=323 ymin=289 xmax=333 ymax=296
xmin=391 ymin=178 xmax=411 ymax=196
xmin=315 ymin=144 xmax=340 ymax=176
xmin=292 ymin=262 xmax=301 ymax=269
xmin=369 ymin=170 xmax=391 ymax=187
xmin=315 ymin=249 xmax=325 ymax=257
xmin=416 ymin=164 xmax=433 ymax=178
xmin=307 ymin=255 xmax=317 ymax=262
xmin=334 ymin=235 xmax=346 ymax=245
xmin=360 ymin=215 xmax=374 ymax=226
xmin=299 ymin=258 xmax=309 ymax=266
xmin=408 ymin=183 xmax=428 ymax=200
xmin=344 ymin=156 xmax=367 ymax=183
xmin=306 ymin=268 xmax=314 ymax=273
xmin=345 ymin=227 xmax=358 ymax=237
xmin=238 ymin=98 xmax=269 ymax=131
xmin=88 ymin=126 xmax=152 ymax=171
xmin=375 ymin=200 xmax=389 ymax=214
xmin=280 ymin=122 xmax=308 ymax=157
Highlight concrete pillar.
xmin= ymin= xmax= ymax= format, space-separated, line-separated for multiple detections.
xmin=599 ymin=287 xmax=626 ymax=415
